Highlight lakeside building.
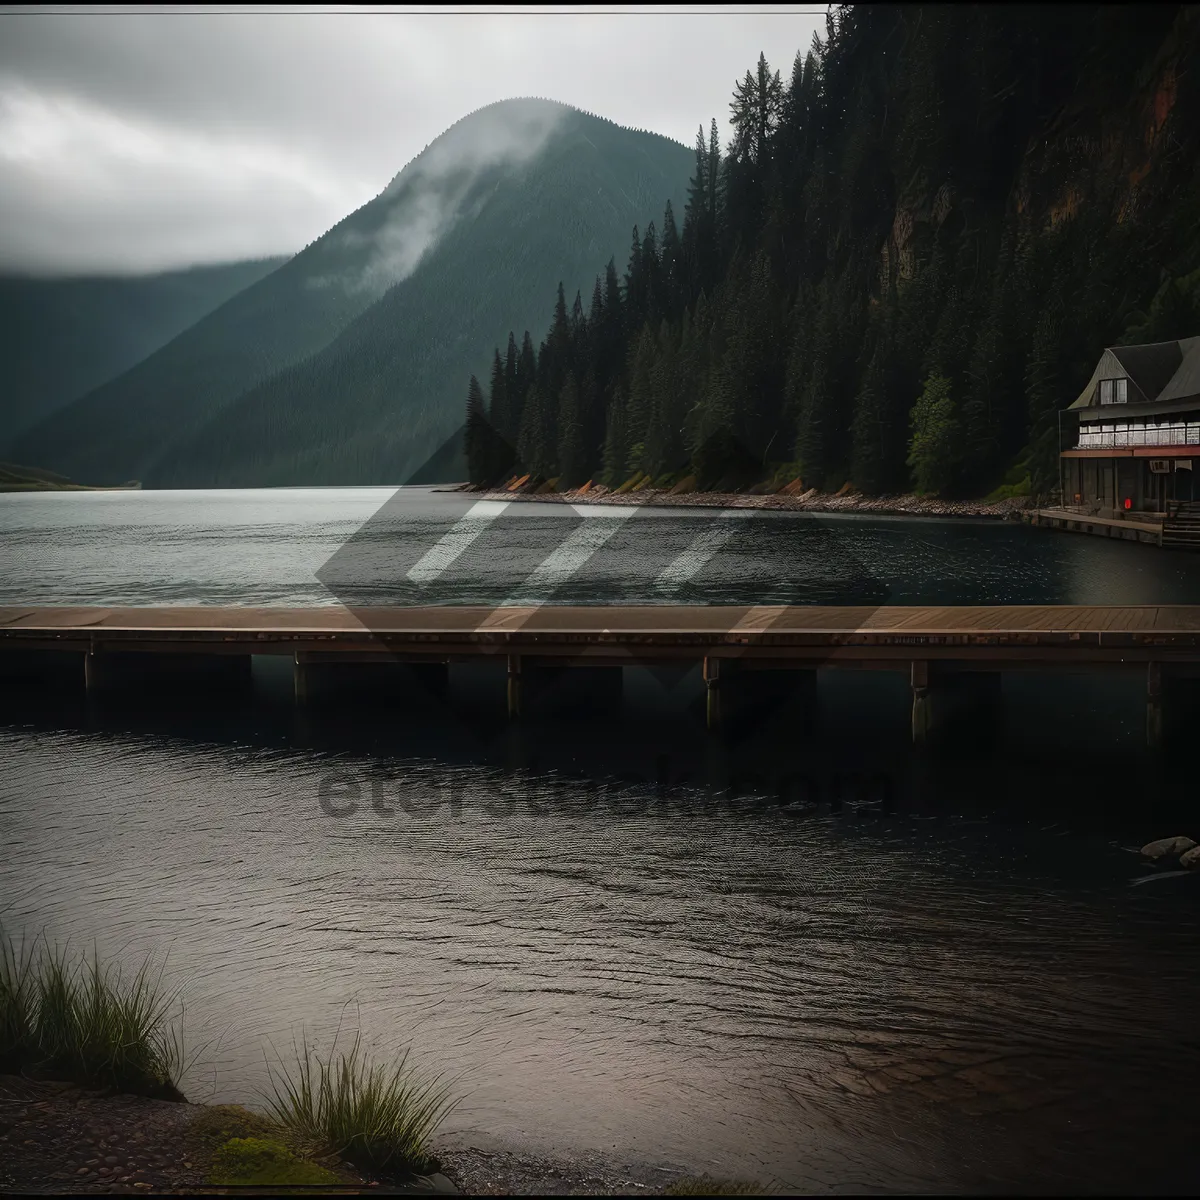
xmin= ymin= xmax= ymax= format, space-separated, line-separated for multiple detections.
xmin=1061 ymin=336 xmax=1200 ymax=517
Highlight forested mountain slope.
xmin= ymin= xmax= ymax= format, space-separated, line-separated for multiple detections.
xmin=14 ymin=98 xmax=693 ymax=487
xmin=464 ymin=4 xmax=1200 ymax=500
xmin=152 ymin=102 xmax=692 ymax=486
xmin=0 ymin=258 xmax=284 ymax=446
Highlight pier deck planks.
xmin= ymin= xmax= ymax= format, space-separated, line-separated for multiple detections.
xmin=3 ymin=605 xmax=1200 ymax=669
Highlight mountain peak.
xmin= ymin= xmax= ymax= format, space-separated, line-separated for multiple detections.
xmin=383 ymin=97 xmax=575 ymax=198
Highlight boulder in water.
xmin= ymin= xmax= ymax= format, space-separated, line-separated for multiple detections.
xmin=1140 ymin=836 xmax=1197 ymax=860
xmin=1181 ymin=845 xmax=1200 ymax=869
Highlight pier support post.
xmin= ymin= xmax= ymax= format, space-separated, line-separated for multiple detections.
xmin=1147 ymin=661 xmax=1164 ymax=749
xmin=84 ymin=647 xmax=100 ymax=693
xmin=293 ymin=653 xmax=307 ymax=705
xmin=507 ymin=655 xmax=522 ymax=720
xmin=703 ymin=656 xmax=721 ymax=732
xmin=911 ymin=660 xmax=931 ymax=747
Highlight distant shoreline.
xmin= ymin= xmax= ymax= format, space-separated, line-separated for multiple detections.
xmin=0 ymin=482 xmax=142 ymax=493
xmin=0 ymin=461 xmax=141 ymax=493
xmin=466 ymin=484 xmax=1034 ymax=521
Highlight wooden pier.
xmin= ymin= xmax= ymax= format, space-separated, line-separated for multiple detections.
xmin=4 ymin=604 xmax=1200 ymax=745
xmin=1028 ymin=508 xmax=1164 ymax=546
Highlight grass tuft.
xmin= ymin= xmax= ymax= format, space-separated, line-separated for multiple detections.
xmin=209 ymin=1136 xmax=341 ymax=1187
xmin=0 ymin=927 xmax=184 ymax=1098
xmin=0 ymin=932 xmax=37 ymax=1065
xmin=262 ymin=1027 xmax=459 ymax=1175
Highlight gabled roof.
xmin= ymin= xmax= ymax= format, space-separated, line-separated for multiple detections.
xmin=1069 ymin=336 xmax=1200 ymax=411
xmin=1155 ymin=336 xmax=1200 ymax=404
xmin=1068 ymin=349 xmax=1144 ymax=409
xmin=1111 ymin=341 xmax=1185 ymax=401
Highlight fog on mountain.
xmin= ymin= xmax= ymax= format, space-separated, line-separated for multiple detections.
xmin=11 ymin=98 xmax=690 ymax=488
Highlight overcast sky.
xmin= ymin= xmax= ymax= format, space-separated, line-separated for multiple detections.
xmin=0 ymin=4 xmax=826 ymax=277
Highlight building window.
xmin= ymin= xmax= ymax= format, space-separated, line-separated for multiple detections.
xmin=1098 ymin=378 xmax=1128 ymax=404
xmin=1076 ymin=417 xmax=1200 ymax=449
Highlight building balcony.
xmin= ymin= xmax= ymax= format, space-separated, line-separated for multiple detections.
xmin=1075 ymin=419 xmax=1200 ymax=450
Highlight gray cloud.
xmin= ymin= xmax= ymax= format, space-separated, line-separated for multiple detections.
xmin=0 ymin=5 xmax=826 ymax=276
xmin=312 ymin=97 xmax=571 ymax=297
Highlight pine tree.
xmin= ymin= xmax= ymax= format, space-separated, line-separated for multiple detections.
xmin=685 ymin=125 xmax=709 ymax=230
xmin=570 ymin=289 xmax=587 ymax=368
xmin=503 ymin=332 xmax=520 ymax=441
xmin=579 ymin=371 xmax=604 ymax=481
xmin=960 ymin=230 xmax=1021 ymax=493
xmin=851 ymin=314 xmax=909 ymax=495
xmin=683 ymin=292 xmax=712 ymax=460
xmin=588 ymin=275 xmax=604 ymax=344
xmin=795 ymin=281 xmax=837 ymax=487
xmin=464 ymin=374 xmax=488 ymax=485
xmin=487 ymin=347 xmax=512 ymax=481
xmin=625 ymin=323 xmax=657 ymax=474
xmin=557 ymin=371 xmax=587 ymax=487
xmin=601 ymin=384 xmax=630 ymax=487
xmin=515 ymin=329 xmax=537 ymax=443
xmin=907 ymin=373 xmax=961 ymax=496
xmin=644 ymin=320 xmax=684 ymax=478
xmin=624 ymin=226 xmax=644 ymax=335
xmin=516 ymin=382 xmax=551 ymax=480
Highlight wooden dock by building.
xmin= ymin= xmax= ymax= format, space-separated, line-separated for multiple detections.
xmin=1028 ymin=508 xmax=1164 ymax=546
xmin=4 ymin=604 xmax=1200 ymax=744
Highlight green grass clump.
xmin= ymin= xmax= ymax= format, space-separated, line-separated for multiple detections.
xmin=209 ymin=1136 xmax=340 ymax=1187
xmin=189 ymin=1104 xmax=282 ymax=1151
xmin=665 ymin=1176 xmax=766 ymax=1196
xmin=0 ymin=929 xmax=183 ymax=1098
xmin=263 ymin=1030 xmax=458 ymax=1174
xmin=0 ymin=933 xmax=37 ymax=1066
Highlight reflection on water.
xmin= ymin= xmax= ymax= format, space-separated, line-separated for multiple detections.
xmin=4 ymin=486 xmax=1200 ymax=607
xmin=4 ymin=661 xmax=1200 ymax=1193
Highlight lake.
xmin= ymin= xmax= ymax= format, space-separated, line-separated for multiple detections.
xmin=3 ymin=487 xmax=1200 ymax=1193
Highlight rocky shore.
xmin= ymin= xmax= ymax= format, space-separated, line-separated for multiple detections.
xmin=465 ymin=482 xmax=1033 ymax=521
xmin=0 ymin=1076 xmax=739 ymax=1196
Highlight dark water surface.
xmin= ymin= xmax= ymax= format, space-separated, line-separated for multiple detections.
xmin=3 ymin=488 xmax=1200 ymax=1193
xmin=5 ymin=485 xmax=1200 ymax=606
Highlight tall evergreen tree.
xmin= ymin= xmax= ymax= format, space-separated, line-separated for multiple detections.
xmin=624 ymin=227 xmax=645 ymax=335
xmin=660 ymin=200 xmax=683 ymax=321
xmin=464 ymin=374 xmax=488 ymax=485
xmin=795 ymin=280 xmax=838 ymax=487
xmin=487 ymin=347 xmax=512 ymax=480
xmin=557 ymin=371 xmax=587 ymax=486
xmin=602 ymin=384 xmax=630 ymax=486
xmin=907 ymin=372 xmax=961 ymax=496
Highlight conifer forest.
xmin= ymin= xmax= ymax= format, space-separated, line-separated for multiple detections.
xmin=466 ymin=4 xmax=1200 ymax=500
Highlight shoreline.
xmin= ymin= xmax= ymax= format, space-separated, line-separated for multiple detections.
xmin=0 ymin=1076 xmax=736 ymax=1196
xmin=468 ymin=485 xmax=1034 ymax=521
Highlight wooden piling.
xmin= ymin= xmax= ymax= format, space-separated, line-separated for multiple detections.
xmin=507 ymin=654 xmax=522 ymax=719
xmin=703 ymin=656 xmax=721 ymax=731
xmin=911 ymin=660 xmax=931 ymax=746
xmin=1147 ymin=660 xmax=1163 ymax=748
